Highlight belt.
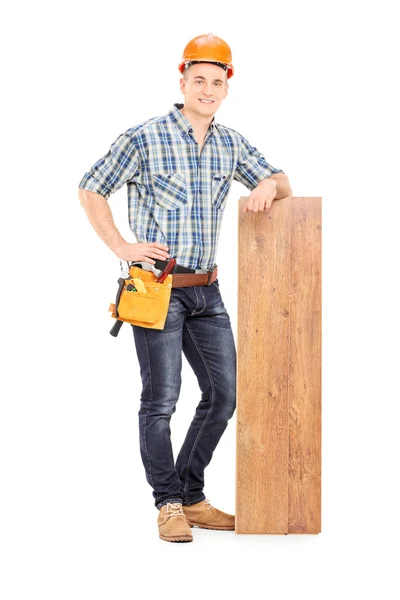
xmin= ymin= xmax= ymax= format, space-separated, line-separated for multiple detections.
xmin=153 ymin=259 xmax=218 ymax=288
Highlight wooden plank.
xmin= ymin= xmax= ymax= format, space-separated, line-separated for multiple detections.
xmin=236 ymin=196 xmax=291 ymax=533
xmin=236 ymin=196 xmax=321 ymax=534
xmin=288 ymin=197 xmax=322 ymax=533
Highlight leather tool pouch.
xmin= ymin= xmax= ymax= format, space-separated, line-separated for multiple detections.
xmin=109 ymin=265 xmax=173 ymax=332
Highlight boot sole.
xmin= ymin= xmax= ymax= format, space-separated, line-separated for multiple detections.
xmin=159 ymin=533 xmax=193 ymax=542
xmin=188 ymin=522 xmax=234 ymax=530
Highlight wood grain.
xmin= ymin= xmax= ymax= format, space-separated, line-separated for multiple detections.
xmin=236 ymin=196 xmax=321 ymax=534
xmin=288 ymin=197 xmax=321 ymax=533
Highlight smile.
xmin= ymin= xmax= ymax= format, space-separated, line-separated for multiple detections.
xmin=199 ymin=99 xmax=214 ymax=103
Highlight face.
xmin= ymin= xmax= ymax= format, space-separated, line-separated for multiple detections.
xmin=179 ymin=62 xmax=228 ymax=116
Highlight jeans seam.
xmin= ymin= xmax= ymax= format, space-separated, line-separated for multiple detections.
xmin=192 ymin=286 xmax=206 ymax=315
xmin=199 ymin=287 xmax=206 ymax=311
xmin=142 ymin=330 xmax=154 ymax=487
xmin=182 ymin=322 xmax=215 ymax=500
xmin=192 ymin=287 xmax=199 ymax=314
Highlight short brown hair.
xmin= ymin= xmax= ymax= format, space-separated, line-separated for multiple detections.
xmin=182 ymin=62 xmax=228 ymax=83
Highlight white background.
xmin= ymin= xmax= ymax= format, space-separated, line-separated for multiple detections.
xmin=1 ymin=0 xmax=399 ymax=598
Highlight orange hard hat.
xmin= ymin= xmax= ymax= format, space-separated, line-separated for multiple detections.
xmin=178 ymin=33 xmax=234 ymax=79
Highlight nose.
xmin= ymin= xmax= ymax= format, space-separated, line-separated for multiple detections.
xmin=203 ymin=83 xmax=213 ymax=96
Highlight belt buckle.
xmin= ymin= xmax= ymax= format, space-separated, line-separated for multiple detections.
xmin=193 ymin=268 xmax=213 ymax=284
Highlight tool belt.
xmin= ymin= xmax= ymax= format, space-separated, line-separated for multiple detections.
xmin=109 ymin=260 xmax=218 ymax=337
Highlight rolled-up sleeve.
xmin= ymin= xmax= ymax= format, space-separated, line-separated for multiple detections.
xmin=234 ymin=135 xmax=284 ymax=191
xmin=78 ymin=133 xmax=140 ymax=200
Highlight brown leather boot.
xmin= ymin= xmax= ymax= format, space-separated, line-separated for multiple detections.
xmin=158 ymin=502 xmax=193 ymax=542
xmin=182 ymin=498 xmax=235 ymax=530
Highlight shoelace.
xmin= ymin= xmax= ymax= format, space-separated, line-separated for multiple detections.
xmin=164 ymin=502 xmax=185 ymax=517
xmin=200 ymin=498 xmax=213 ymax=510
xmin=164 ymin=499 xmax=213 ymax=515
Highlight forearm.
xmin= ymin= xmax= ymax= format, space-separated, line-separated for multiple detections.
xmin=269 ymin=173 xmax=293 ymax=199
xmin=78 ymin=189 xmax=126 ymax=254
xmin=254 ymin=174 xmax=292 ymax=201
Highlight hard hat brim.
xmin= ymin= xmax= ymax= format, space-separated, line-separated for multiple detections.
xmin=178 ymin=59 xmax=234 ymax=79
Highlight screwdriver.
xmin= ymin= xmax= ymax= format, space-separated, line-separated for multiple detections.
xmin=155 ymin=258 xmax=176 ymax=283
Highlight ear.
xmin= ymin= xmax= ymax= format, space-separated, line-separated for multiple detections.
xmin=223 ymin=82 xmax=229 ymax=99
xmin=179 ymin=77 xmax=186 ymax=96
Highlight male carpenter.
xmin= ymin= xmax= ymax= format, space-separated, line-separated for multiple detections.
xmin=78 ymin=33 xmax=292 ymax=543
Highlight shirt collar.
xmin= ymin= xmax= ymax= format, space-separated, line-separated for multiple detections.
xmin=168 ymin=103 xmax=216 ymax=136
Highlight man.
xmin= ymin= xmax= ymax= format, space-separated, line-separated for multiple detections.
xmin=78 ymin=33 xmax=292 ymax=543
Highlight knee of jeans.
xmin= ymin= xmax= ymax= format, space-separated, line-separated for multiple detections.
xmin=221 ymin=392 xmax=236 ymax=420
xmin=139 ymin=385 xmax=181 ymax=417
xmin=209 ymin=382 xmax=236 ymax=419
xmin=216 ymin=371 xmax=236 ymax=397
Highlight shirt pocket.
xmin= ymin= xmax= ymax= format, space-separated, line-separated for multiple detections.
xmin=211 ymin=173 xmax=231 ymax=210
xmin=152 ymin=172 xmax=187 ymax=210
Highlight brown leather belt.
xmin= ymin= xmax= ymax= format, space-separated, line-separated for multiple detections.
xmin=171 ymin=266 xmax=218 ymax=288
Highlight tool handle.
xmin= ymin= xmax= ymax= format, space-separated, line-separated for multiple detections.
xmin=155 ymin=258 xmax=176 ymax=283
xmin=110 ymin=319 xmax=124 ymax=337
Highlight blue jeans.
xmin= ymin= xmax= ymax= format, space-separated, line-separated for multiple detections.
xmin=131 ymin=278 xmax=237 ymax=510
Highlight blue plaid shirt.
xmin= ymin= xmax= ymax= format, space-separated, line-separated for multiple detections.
xmin=78 ymin=103 xmax=284 ymax=270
